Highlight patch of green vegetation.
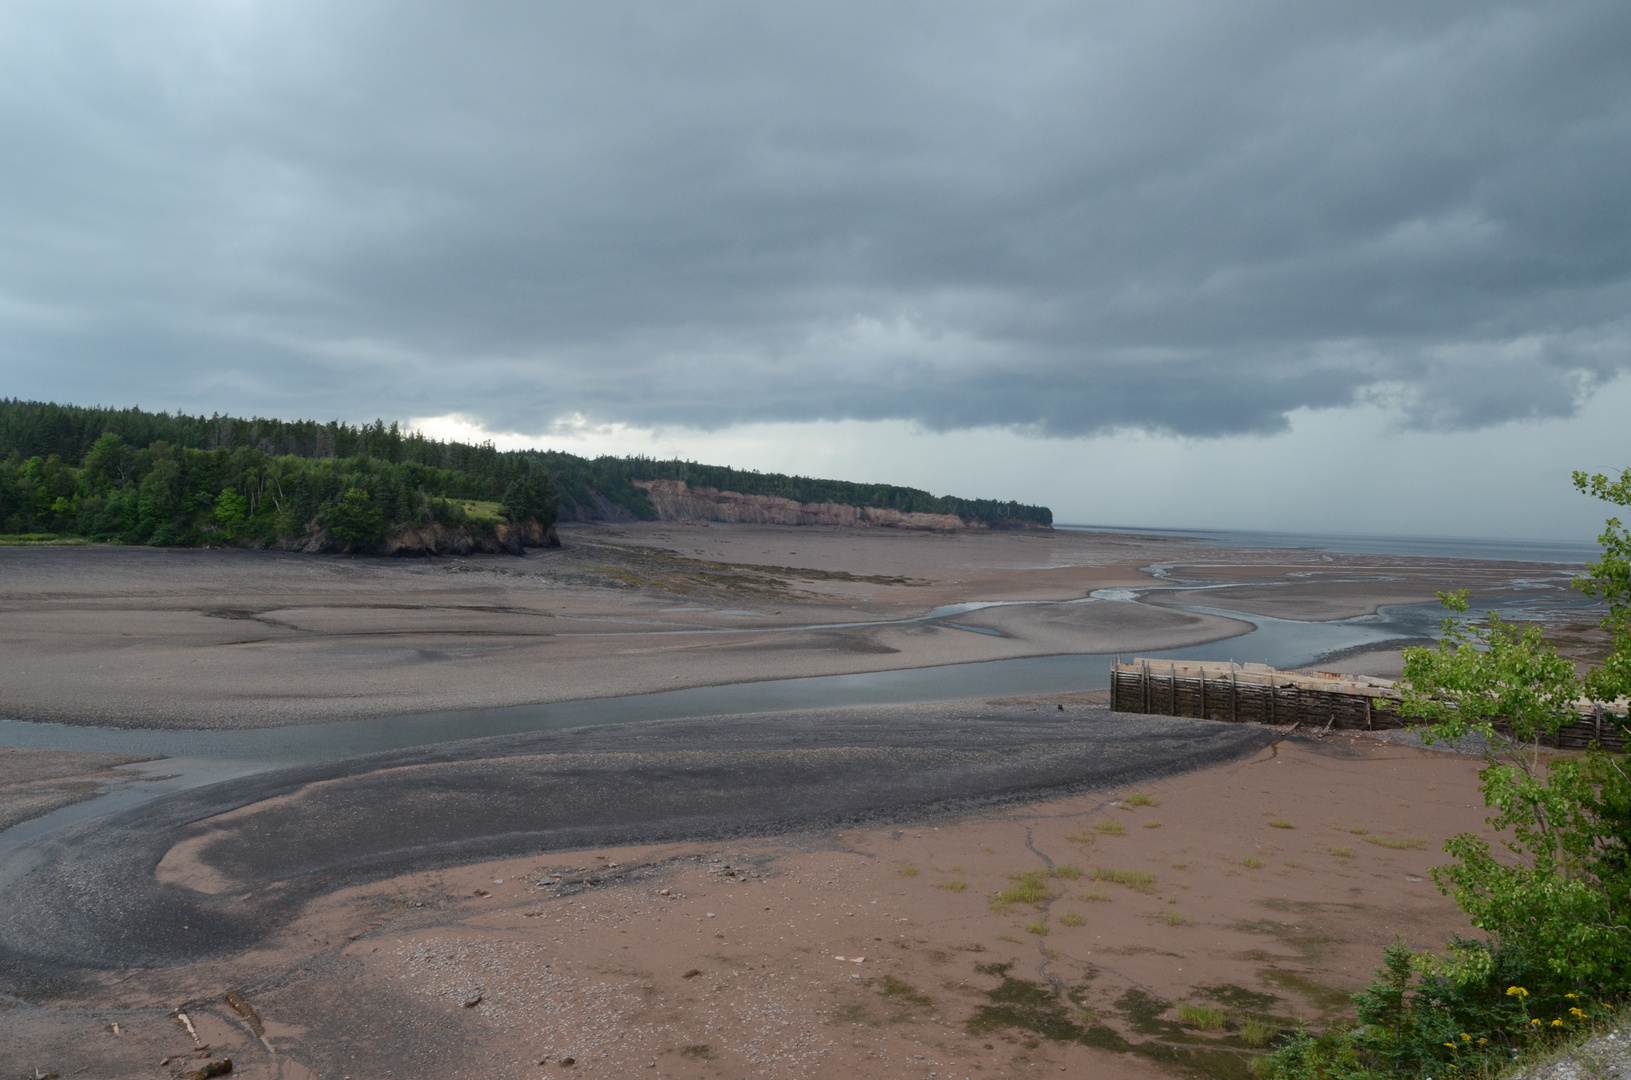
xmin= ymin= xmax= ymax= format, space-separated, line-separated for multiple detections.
xmin=1080 ymin=888 xmax=1111 ymax=902
xmin=1259 ymin=968 xmax=1353 ymax=1013
xmin=1164 ymin=911 xmax=1193 ymax=926
xmin=1088 ymin=867 xmax=1155 ymax=892
xmin=1362 ymin=833 xmax=1426 ymax=850
xmin=968 ymin=976 xmax=1254 ymax=1079
xmin=1330 ymin=846 xmax=1353 ymax=859
xmin=679 ymin=1044 xmax=712 ymax=1059
xmin=935 ymin=879 xmax=967 ymax=892
xmin=1025 ymin=921 xmax=1049 ymax=936
xmin=899 ymin=864 xmax=920 ymax=877
xmin=1114 ymin=989 xmax=1189 ymax=1039
xmin=1050 ymin=864 xmax=1083 ymax=880
xmin=1242 ymin=857 xmax=1263 ymax=869
xmin=1064 ymin=830 xmax=1096 ymax=844
xmin=1094 ymin=820 xmax=1127 ymax=836
xmin=0 ymin=533 xmax=89 ymax=545
xmin=1178 ymin=1003 xmax=1231 ymax=1030
xmin=458 ymin=499 xmax=506 ymax=524
xmin=1235 ymin=920 xmax=1342 ymax=963
xmin=1267 ymin=819 xmax=1295 ymax=830
xmin=967 ymin=975 xmax=1139 ymax=1057
xmin=1125 ymin=794 xmax=1160 ymax=807
xmin=1059 ymin=912 xmax=1085 ymax=927
xmin=877 ymin=975 xmax=932 ymax=1009
xmin=996 ymin=932 xmax=1023 ymax=943
xmin=990 ymin=869 xmax=1054 ymax=912
xmin=1144 ymin=821 xmax=1163 ymax=829
xmin=1194 ymin=984 xmax=1281 ymax=1012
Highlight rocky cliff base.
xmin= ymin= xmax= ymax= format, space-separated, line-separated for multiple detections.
xmin=277 ymin=519 xmax=560 ymax=556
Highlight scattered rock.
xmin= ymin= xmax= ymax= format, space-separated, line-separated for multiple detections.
xmin=462 ymin=993 xmax=483 ymax=1008
xmin=186 ymin=1061 xmax=233 ymax=1079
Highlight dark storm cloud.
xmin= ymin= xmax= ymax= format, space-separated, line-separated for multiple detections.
xmin=1 ymin=0 xmax=1628 ymax=436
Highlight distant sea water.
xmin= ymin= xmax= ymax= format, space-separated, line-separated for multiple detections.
xmin=1056 ymin=524 xmax=1600 ymax=566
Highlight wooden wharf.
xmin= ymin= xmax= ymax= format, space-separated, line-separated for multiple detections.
xmin=1110 ymin=658 xmax=1627 ymax=752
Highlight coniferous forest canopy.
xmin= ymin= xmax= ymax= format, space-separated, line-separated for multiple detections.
xmin=0 ymin=400 xmax=1052 ymax=550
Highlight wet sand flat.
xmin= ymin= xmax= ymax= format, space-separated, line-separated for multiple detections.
xmin=0 ymin=523 xmax=1573 ymax=729
xmin=4 ymin=730 xmax=1493 ymax=1080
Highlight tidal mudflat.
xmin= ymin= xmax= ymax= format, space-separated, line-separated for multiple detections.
xmin=0 ymin=522 xmax=1579 ymax=730
xmin=0 ymin=523 xmax=1593 ymax=1078
xmin=4 ymin=721 xmax=1495 ymax=1080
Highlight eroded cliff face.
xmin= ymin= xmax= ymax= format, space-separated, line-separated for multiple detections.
xmin=634 ymin=479 xmax=984 ymax=531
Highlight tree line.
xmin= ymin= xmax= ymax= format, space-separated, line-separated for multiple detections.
xmin=0 ymin=399 xmax=1053 ymax=548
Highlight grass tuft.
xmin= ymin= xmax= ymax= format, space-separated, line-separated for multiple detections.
xmin=1025 ymin=921 xmax=1049 ymax=936
xmin=1163 ymin=911 xmax=1192 ymax=926
xmin=1080 ymin=888 xmax=1111 ymax=902
xmin=1059 ymin=911 xmax=1085 ymax=927
xmin=1143 ymin=821 xmax=1163 ymax=829
xmin=1330 ymin=846 xmax=1353 ymax=860
xmin=1064 ymin=830 xmax=1096 ymax=844
xmin=1240 ymin=1018 xmax=1278 ymax=1047
xmin=1124 ymin=794 xmax=1160 ymax=807
xmin=1363 ymin=834 xmax=1427 ymax=850
xmin=1177 ymin=1003 xmax=1228 ymax=1030
xmin=1087 ymin=868 xmax=1155 ymax=892
xmin=1241 ymin=857 xmax=1263 ymax=869
xmin=899 ymin=864 xmax=920 ymax=877
xmin=1093 ymin=821 xmax=1126 ymax=836
xmin=1267 ymin=819 xmax=1295 ymax=830
xmin=1050 ymin=865 xmax=1083 ymax=880
xmin=996 ymin=932 xmax=1023 ymax=943
xmin=989 ymin=869 xmax=1054 ymax=912
xmin=935 ymin=880 xmax=967 ymax=892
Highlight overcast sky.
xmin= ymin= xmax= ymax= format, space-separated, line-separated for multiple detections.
xmin=2 ymin=2 xmax=1628 ymax=539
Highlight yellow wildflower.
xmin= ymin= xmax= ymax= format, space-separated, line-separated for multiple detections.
xmin=1571 ymin=1008 xmax=1586 ymax=1018
xmin=1552 ymin=1019 xmax=1565 ymax=1027
xmin=1565 ymin=993 xmax=1577 ymax=999
xmin=1531 ymin=1019 xmax=1544 ymax=1026
xmin=1460 ymin=1033 xmax=1471 ymax=1041
xmin=1444 ymin=1043 xmax=1456 ymax=1049
xmin=1506 ymin=986 xmax=1530 ymax=998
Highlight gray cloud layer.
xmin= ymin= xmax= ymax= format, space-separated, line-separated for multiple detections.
xmin=1 ymin=0 xmax=1628 ymax=436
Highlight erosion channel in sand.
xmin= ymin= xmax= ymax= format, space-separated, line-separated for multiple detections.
xmin=0 ymin=523 xmax=1606 ymax=1079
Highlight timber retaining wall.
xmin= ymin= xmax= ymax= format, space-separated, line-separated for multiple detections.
xmin=1110 ymin=658 xmax=1627 ymax=752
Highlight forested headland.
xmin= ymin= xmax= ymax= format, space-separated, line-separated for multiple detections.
xmin=0 ymin=400 xmax=1052 ymax=554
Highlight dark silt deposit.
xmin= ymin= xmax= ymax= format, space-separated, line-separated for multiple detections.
xmin=0 ymin=702 xmax=1272 ymax=994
